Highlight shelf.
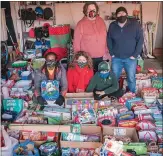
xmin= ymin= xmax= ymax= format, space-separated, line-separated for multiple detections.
xmin=17 ymin=19 xmax=54 ymax=21
xmin=25 ymin=37 xmax=50 ymax=41
xmin=9 ymin=124 xmax=71 ymax=132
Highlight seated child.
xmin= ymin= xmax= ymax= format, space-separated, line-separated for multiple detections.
xmin=67 ymin=51 xmax=94 ymax=93
xmin=34 ymin=51 xmax=67 ymax=106
xmin=86 ymin=61 xmax=124 ymax=100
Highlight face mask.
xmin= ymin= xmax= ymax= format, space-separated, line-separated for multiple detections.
xmin=117 ymin=15 xmax=127 ymax=23
xmin=77 ymin=62 xmax=87 ymax=68
xmin=99 ymin=72 xmax=110 ymax=79
xmin=88 ymin=10 xmax=97 ymax=18
xmin=46 ymin=60 xmax=56 ymax=68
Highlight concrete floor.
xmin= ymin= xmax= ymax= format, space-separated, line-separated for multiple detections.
xmin=144 ymin=58 xmax=162 ymax=74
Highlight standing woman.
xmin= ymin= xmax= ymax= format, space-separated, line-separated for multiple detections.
xmin=73 ymin=2 xmax=110 ymax=72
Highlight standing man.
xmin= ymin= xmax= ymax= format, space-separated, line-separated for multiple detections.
xmin=74 ymin=2 xmax=110 ymax=72
xmin=107 ymin=7 xmax=144 ymax=93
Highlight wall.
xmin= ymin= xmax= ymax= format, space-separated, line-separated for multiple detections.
xmin=55 ymin=3 xmax=141 ymax=29
xmin=155 ymin=3 xmax=162 ymax=48
xmin=141 ymin=2 xmax=161 ymax=49
xmin=10 ymin=2 xmax=161 ymax=51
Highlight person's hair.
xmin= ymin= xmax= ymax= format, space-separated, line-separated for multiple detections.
xmin=44 ymin=52 xmax=57 ymax=60
xmin=69 ymin=51 xmax=93 ymax=69
xmin=42 ymin=52 xmax=58 ymax=70
xmin=83 ymin=2 xmax=99 ymax=16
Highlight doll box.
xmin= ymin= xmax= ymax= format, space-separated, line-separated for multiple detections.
xmin=102 ymin=126 xmax=139 ymax=143
xmin=60 ymin=125 xmax=102 ymax=149
xmin=65 ymin=97 xmax=95 ymax=109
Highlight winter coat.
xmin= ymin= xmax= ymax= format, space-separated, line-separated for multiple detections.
xmin=34 ymin=59 xmax=68 ymax=96
xmin=67 ymin=65 xmax=94 ymax=93
xmin=86 ymin=71 xmax=119 ymax=94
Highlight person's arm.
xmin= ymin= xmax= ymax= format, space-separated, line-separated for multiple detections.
xmin=73 ymin=22 xmax=82 ymax=52
xmin=132 ymin=22 xmax=144 ymax=58
xmin=86 ymin=74 xmax=97 ymax=92
xmin=67 ymin=69 xmax=74 ymax=93
xmin=107 ymin=24 xmax=114 ymax=57
xmin=60 ymin=66 xmax=68 ymax=96
xmin=104 ymin=72 xmax=119 ymax=94
xmin=34 ymin=70 xmax=46 ymax=97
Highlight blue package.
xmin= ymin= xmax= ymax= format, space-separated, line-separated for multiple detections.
xmin=125 ymin=98 xmax=142 ymax=110
xmin=41 ymin=80 xmax=60 ymax=100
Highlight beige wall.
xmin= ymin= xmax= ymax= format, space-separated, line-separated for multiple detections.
xmin=155 ymin=3 xmax=162 ymax=48
xmin=11 ymin=2 xmax=162 ymax=51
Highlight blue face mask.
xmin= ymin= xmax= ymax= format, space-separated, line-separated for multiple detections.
xmin=99 ymin=72 xmax=110 ymax=79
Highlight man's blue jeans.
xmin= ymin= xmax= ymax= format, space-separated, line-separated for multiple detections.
xmin=111 ymin=57 xmax=137 ymax=93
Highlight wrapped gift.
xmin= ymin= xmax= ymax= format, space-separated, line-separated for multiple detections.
xmin=119 ymin=92 xmax=136 ymax=105
xmin=152 ymin=77 xmax=163 ymax=89
xmin=137 ymin=58 xmax=144 ymax=72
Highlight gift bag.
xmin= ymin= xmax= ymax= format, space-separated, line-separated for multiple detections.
xmin=49 ymin=24 xmax=71 ymax=48
xmin=147 ymin=142 xmax=159 ymax=153
xmin=41 ymin=80 xmax=59 ymax=100
xmin=136 ymin=120 xmax=156 ymax=130
xmin=138 ymin=130 xmax=157 ymax=142
xmin=136 ymin=79 xmax=151 ymax=95
xmin=152 ymin=77 xmax=163 ymax=89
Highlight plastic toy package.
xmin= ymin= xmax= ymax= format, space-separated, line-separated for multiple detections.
xmin=119 ymin=92 xmax=136 ymax=105
xmin=61 ymin=148 xmax=95 ymax=156
xmin=100 ymin=139 xmax=124 ymax=156
xmin=62 ymin=133 xmax=100 ymax=142
xmin=39 ymin=142 xmax=60 ymax=156
xmin=73 ymin=108 xmax=97 ymax=124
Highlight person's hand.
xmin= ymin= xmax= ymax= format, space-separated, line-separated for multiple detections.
xmin=61 ymin=90 xmax=67 ymax=97
xmin=96 ymin=91 xmax=105 ymax=96
xmin=37 ymin=96 xmax=48 ymax=105
xmin=130 ymin=56 xmax=135 ymax=60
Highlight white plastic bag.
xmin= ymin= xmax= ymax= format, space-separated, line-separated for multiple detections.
xmin=1 ymin=126 xmax=18 ymax=156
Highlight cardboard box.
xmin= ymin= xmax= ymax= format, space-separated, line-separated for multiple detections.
xmin=60 ymin=126 xmax=103 ymax=149
xmin=9 ymin=124 xmax=71 ymax=132
xmin=102 ymin=126 xmax=139 ymax=143
xmin=65 ymin=92 xmax=93 ymax=98
xmin=65 ymin=97 xmax=95 ymax=109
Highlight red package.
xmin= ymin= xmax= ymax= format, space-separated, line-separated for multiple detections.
xmin=148 ymin=68 xmax=158 ymax=77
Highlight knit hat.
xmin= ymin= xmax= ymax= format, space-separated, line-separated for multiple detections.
xmin=98 ymin=61 xmax=110 ymax=71
xmin=116 ymin=6 xmax=128 ymax=15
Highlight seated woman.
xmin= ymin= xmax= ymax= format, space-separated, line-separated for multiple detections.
xmin=67 ymin=51 xmax=94 ymax=93
xmin=34 ymin=51 xmax=67 ymax=106
xmin=86 ymin=61 xmax=124 ymax=100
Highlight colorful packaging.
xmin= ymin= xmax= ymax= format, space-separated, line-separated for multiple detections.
xmin=41 ymin=80 xmax=60 ymax=100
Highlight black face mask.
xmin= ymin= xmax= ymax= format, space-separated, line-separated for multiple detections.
xmin=46 ymin=60 xmax=56 ymax=68
xmin=117 ymin=15 xmax=127 ymax=23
